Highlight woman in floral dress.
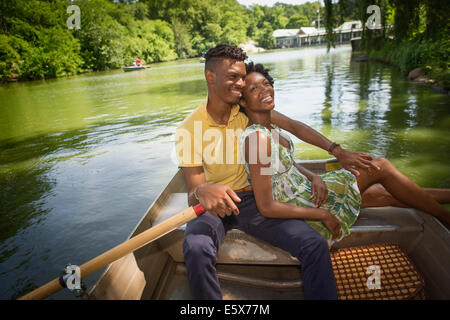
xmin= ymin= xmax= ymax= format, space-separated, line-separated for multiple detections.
xmin=239 ymin=62 xmax=450 ymax=245
xmin=240 ymin=122 xmax=361 ymax=246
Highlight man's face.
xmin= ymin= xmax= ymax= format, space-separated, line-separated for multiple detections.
xmin=208 ymin=58 xmax=246 ymax=105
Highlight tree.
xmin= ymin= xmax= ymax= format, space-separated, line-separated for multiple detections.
xmin=203 ymin=23 xmax=222 ymax=44
xmin=286 ymin=14 xmax=309 ymax=29
xmin=172 ymin=19 xmax=193 ymax=59
xmin=0 ymin=0 xmax=84 ymax=81
xmin=255 ymin=21 xmax=275 ymax=49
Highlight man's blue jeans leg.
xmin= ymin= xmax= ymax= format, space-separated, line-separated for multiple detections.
xmin=182 ymin=212 xmax=225 ymax=300
xmin=182 ymin=191 xmax=338 ymax=300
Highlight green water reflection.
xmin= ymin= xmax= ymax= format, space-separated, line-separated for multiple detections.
xmin=0 ymin=46 xmax=449 ymax=299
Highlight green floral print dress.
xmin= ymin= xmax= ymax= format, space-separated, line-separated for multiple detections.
xmin=240 ymin=124 xmax=361 ymax=246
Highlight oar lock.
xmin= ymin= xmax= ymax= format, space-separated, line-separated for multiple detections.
xmin=59 ymin=263 xmax=87 ymax=298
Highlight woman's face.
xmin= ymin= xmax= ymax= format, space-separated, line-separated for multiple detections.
xmin=241 ymin=72 xmax=274 ymax=113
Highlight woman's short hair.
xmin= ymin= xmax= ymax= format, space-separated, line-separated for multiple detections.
xmin=245 ymin=62 xmax=274 ymax=87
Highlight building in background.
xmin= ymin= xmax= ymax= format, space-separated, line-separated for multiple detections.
xmin=273 ymin=21 xmax=365 ymax=48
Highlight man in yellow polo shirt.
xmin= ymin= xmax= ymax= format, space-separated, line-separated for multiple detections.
xmin=175 ymin=44 xmax=377 ymax=300
xmin=176 ymin=99 xmax=249 ymax=191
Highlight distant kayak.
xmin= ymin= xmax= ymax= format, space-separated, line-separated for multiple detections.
xmin=123 ymin=66 xmax=150 ymax=72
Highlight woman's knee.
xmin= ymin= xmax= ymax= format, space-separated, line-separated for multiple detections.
xmin=373 ymin=157 xmax=393 ymax=172
xmin=362 ymin=157 xmax=394 ymax=181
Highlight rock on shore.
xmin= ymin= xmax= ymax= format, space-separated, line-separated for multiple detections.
xmin=239 ymin=40 xmax=265 ymax=54
xmin=408 ymin=67 xmax=448 ymax=94
xmin=408 ymin=68 xmax=429 ymax=82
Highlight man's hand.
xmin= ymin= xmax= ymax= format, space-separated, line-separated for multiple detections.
xmin=333 ymin=147 xmax=380 ymax=176
xmin=195 ymin=183 xmax=241 ymax=218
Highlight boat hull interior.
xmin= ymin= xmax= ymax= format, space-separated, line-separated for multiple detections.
xmin=88 ymin=159 xmax=450 ymax=300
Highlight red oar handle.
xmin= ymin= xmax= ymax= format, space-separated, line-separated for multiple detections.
xmin=193 ymin=204 xmax=206 ymax=216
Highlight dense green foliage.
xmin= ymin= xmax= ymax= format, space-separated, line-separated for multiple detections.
xmin=1 ymin=0 xmax=447 ymax=87
xmin=0 ymin=0 xmax=179 ymax=81
xmin=369 ymin=35 xmax=450 ymax=90
xmin=0 ymin=0 xmax=83 ymax=80
xmin=0 ymin=0 xmax=324 ymax=82
xmin=324 ymin=0 xmax=449 ymax=90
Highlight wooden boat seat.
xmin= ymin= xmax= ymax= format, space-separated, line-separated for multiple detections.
xmin=153 ymin=193 xmax=425 ymax=265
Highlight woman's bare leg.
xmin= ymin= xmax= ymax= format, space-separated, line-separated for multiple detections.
xmin=422 ymin=188 xmax=450 ymax=204
xmin=361 ymin=184 xmax=450 ymax=208
xmin=361 ymin=184 xmax=408 ymax=208
xmin=355 ymin=157 xmax=450 ymax=228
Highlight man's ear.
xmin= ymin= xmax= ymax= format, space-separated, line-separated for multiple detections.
xmin=205 ymin=69 xmax=215 ymax=86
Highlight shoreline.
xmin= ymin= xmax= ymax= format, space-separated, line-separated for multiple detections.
xmin=353 ymin=53 xmax=449 ymax=96
xmin=4 ymin=46 xmax=448 ymax=97
xmin=0 ymin=44 xmax=335 ymax=86
xmin=1 ymin=41 xmax=266 ymax=86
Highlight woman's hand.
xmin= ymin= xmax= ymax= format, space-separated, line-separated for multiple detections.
xmin=310 ymin=175 xmax=328 ymax=208
xmin=319 ymin=209 xmax=341 ymax=240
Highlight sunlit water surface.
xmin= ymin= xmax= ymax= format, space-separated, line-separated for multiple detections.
xmin=0 ymin=45 xmax=449 ymax=299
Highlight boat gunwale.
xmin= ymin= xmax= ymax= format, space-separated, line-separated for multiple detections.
xmin=88 ymin=157 xmax=450 ymax=299
xmin=87 ymin=158 xmax=339 ymax=296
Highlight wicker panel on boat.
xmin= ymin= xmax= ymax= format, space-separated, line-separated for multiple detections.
xmin=330 ymin=243 xmax=425 ymax=300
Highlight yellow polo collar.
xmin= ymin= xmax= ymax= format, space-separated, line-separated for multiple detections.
xmin=200 ymin=99 xmax=241 ymax=128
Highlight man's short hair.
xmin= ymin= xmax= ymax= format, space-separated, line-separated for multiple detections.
xmin=204 ymin=44 xmax=248 ymax=71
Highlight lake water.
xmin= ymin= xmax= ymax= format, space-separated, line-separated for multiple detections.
xmin=0 ymin=45 xmax=449 ymax=299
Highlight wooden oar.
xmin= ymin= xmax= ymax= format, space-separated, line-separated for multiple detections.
xmin=18 ymin=204 xmax=206 ymax=300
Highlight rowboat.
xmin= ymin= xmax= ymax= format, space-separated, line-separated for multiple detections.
xmin=87 ymin=158 xmax=450 ymax=300
xmin=123 ymin=66 xmax=150 ymax=72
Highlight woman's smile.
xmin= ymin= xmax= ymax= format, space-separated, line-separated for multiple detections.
xmin=242 ymin=71 xmax=275 ymax=112
xmin=260 ymin=92 xmax=273 ymax=104
xmin=256 ymin=85 xmax=275 ymax=109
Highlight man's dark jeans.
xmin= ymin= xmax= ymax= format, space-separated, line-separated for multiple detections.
xmin=183 ymin=190 xmax=338 ymax=300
